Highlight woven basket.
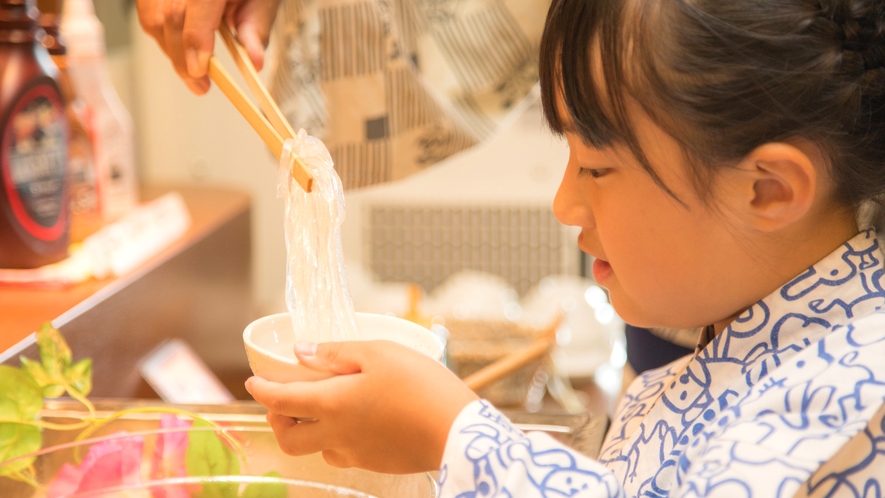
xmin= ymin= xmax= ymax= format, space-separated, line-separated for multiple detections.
xmin=445 ymin=319 xmax=546 ymax=407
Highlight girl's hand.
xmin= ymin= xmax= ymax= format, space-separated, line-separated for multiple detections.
xmin=245 ymin=340 xmax=478 ymax=473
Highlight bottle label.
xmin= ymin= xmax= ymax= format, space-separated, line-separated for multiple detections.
xmin=1 ymin=83 xmax=68 ymax=241
xmin=68 ymin=113 xmax=98 ymax=216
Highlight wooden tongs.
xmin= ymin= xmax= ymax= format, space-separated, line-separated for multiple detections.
xmin=206 ymin=23 xmax=313 ymax=193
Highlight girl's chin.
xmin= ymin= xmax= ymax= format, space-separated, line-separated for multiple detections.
xmin=606 ymin=290 xmax=668 ymax=329
xmin=602 ymin=277 xmax=686 ymax=329
xmin=609 ymin=296 xmax=705 ymax=330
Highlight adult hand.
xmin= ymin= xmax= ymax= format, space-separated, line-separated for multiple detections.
xmin=136 ymin=0 xmax=281 ymax=95
xmin=245 ymin=340 xmax=478 ymax=473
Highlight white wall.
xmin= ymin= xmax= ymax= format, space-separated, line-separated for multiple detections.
xmin=128 ymin=12 xmax=286 ymax=315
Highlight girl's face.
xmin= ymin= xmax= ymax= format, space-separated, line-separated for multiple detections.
xmin=554 ymin=106 xmax=771 ymax=330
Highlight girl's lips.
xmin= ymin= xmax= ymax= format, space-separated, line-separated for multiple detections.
xmin=592 ymin=258 xmax=613 ymax=284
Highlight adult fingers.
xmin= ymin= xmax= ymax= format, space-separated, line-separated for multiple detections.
xmin=136 ymin=0 xmax=166 ymax=44
xmin=235 ymin=21 xmax=266 ymax=71
xmin=227 ymin=0 xmax=280 ymax=70
xmin=162 ymin=0 xmax=209 ymax=94
xmin=245 ymin=376 xmax=327 ymax=418
xmin=294 ymin=342 xmax=364 ymax=376
xmin=182 ymin=0 xmax=225 ymax=78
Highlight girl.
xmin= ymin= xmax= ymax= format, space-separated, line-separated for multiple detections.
xmin=246 ymin=0 xmax=885 ymax=495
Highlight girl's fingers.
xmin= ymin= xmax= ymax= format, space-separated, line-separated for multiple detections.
xmin=246 ymin=376 xmax=330 ymax=418
xmin=295 ymin=341 xmax=396 ymax=376
xmin=295 ymin=341 xmax=367 ymax=375
xmin=266 ymin=411 xmax=297 ymax=430
xmin=266 ymin=415 xmax=330 ymax=457
xmin=321 ymin=449 xmax=352 ymax=468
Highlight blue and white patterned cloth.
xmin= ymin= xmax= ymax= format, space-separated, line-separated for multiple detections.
xmin=439 ymin=230 xmax=885 ymax=497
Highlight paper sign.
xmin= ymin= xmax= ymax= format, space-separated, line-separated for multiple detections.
xmin=139 ymin=339 xmax=234 ymax=404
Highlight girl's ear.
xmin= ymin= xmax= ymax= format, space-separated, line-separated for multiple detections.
xmin=733 ymin=143 xmax=817 ymax=232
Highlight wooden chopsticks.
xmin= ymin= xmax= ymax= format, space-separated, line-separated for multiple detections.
xmin=462 ymin=316 xmax=562 ymax=392
xmin=206 ymin=23 xmax=313 ymax=193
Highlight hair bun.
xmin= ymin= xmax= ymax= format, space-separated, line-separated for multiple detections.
xmin=821 ymin=0 xmax=884 ymax=73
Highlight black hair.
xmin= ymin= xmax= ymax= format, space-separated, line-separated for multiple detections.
xmin=539 ymin=0 xmax=885 ymax=207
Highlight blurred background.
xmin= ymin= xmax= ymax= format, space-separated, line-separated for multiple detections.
xmin=2 ymin=0 xmax=630 ymax=418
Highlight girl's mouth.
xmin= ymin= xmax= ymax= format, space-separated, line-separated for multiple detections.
xmin=592 ymin=258 xmax=613 ymax=284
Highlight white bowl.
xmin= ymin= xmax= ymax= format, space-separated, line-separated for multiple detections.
xmin=244 ymin=312 xmax=444 ymax=383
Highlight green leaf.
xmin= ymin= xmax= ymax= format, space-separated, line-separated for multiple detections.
xmin=19 ymin=357 xmax=64 ymax=398
xmin=0 ymin=366 xmax=44 ymax=475
xmin=64 ymin=359 xmax=92 ymax=398
xmin=0 ymin=424 xmax=40 ymax=476
xmin=0 ymin=366 xmax=43 ymax=423
xmin=241 ymin=471 xmax=286 ymax=498
xmin=36 ymin=323 xmax=72 ymax=380
xmin=20 ymin=324 xmax=93 ymax=401
xmin=186 ymin=420 xmax=240 ymax=498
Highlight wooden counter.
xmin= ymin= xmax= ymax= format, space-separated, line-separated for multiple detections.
xmin=0 ymin=185 xmax=254 ymax=398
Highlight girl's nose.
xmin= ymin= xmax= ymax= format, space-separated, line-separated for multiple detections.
xmin=553 ymin=167 xmax=594 ymax=229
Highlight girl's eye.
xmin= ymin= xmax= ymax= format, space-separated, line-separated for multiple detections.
xmin=579 ymin=168 xmax=609 ymax=179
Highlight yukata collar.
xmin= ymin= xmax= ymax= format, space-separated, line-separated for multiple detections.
xmin=695 ymin=228 xmax=885 ymax=367
xmin=599 ymin=230 xmax=885 ymax=485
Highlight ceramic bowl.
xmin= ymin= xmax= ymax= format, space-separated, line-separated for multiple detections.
xmin=244 ymin=312 xmax=444 ymax=383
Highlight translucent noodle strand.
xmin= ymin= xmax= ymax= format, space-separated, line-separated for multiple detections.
xmin=278 ymin=130 xmax=360 ymax=343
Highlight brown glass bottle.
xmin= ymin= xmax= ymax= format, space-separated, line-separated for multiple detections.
xmin=0 ymin=0 xmax=69 ymax=268
xmin=39 ymin=0 xmax=100 ymax=242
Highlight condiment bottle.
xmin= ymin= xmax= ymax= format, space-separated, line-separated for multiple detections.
xmin=0 ymin=0 xmax=70 ymax=268
xmin=61 ymin=0 xmax=136 ymax=222
xmin=39 ymin=0 xmax=100 ymax=242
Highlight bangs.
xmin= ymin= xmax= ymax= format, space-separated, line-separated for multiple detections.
xmin=539 ymin=0 xmax=627 ymax=146
xmin=539 ymin=0 xmax=684 ymax=201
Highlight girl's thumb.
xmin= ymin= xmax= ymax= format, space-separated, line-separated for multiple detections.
xmin=294 ymin=341 xmax=362 ymax=375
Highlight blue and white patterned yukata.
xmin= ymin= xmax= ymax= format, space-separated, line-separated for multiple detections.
xmin=439 ymin=229 xmax=885 ymax=497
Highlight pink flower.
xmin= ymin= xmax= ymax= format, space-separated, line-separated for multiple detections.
xmin=148 ymin=415 xmax=193 ymax=498
xmin=46 ymin=432 xmax=145 ymax=498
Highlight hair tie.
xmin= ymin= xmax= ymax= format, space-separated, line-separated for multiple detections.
xmin=863 ymin=45 xmax=884 ymax=71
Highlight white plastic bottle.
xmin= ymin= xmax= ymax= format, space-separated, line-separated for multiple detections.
xmin=60 ymin=0 xmax=137 ymax=221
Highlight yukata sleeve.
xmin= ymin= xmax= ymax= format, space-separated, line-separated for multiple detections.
xmin=438 ymin=400 xmax=625 ymax=498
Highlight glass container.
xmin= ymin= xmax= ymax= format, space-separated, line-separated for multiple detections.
xmin=1 ymin=400 xmax=437 ymax=498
